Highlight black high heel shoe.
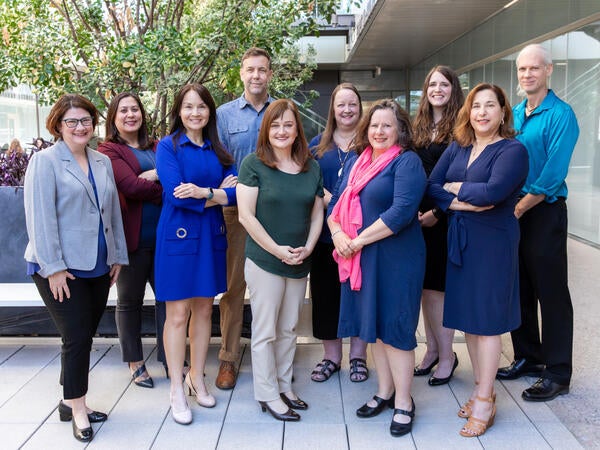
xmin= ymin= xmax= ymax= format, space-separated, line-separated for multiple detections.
xmin=58 ymin=401 xmax=107 ymax=423
xmin=428 ymin=352 xmax=459 ymax=386
xmin=130 ymin=363 xmax=154 ymax=388
xmin=259 ymin=401 xmax=300 ymax=421
xmin=390 ymin=397 xmax=415 ymax=437
xmin=414 ymin=357 xmax=439 ymax=376
xmin=356 ymin=393 xmax=395 ymax=418
xmin=71 ymin=416 xmax=93 ymax=442
xmin=280 ymin=393 xmax=308 ymax=410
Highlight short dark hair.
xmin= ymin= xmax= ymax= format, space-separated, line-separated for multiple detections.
xmin=168 ymin=83 xmax=233 ymax=167
xmin=354 ymin=99 xmax=413 ymax=155
xmin=104 ymin=92 xmax=151 ymax=149
xmin=46 ymin=94 xmax=99 ymax=140
xmin=241 ymin=47 xmax=271 ymax=69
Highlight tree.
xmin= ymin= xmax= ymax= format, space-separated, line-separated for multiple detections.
xmin=0 ymin=0 xmax=339 ymax=135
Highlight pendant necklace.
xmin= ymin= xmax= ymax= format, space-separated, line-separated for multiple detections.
xmin=337 ymin=147 xmax=350 ymax=177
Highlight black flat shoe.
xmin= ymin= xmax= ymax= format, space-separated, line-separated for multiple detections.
xmin=390 ymin=397 xmax=415 ymax=437
xmin=356 ymin=393 xmax=395 ymax=418
xmin=522 ymin=377 xmax=569 ymax=402
xmin=428 ymin=352 xmax=458 ymax=386
xmin=259 ymin=401 xmax=300 ymax=421
xmin=496 ymin=358 xmax=545 ymax=380
xmin=131 ymin=363 xmax=154 ymax=388
xmin=72 ymin=417 xmax=93 ymax=442
xmin=280 ymin=393 xmax=308 ymax=410
xmin=58 ymin=401 xmax=107 ymax=423
xmin=414 ymin=357 xmax=439 ymax=376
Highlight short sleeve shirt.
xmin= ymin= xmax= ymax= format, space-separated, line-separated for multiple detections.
xmin=238 ymin=153 xmax=324 ymax=278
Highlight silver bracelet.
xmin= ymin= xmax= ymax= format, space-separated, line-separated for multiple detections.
xmin=331 ymin=229 xmax=342 ymax=238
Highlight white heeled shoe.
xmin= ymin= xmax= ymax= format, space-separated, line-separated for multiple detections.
xmin=170 ymin=391 xmax=192 ymax=425
xmin=185 ymin=373 xmax=216 ymax=408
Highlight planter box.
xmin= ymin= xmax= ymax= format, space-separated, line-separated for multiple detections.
xmin=0 ymin=186 xmax=29 ymax=283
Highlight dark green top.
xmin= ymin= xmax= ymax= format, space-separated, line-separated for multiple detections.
xmin=238 ymin=153 xmax=324 ymax=278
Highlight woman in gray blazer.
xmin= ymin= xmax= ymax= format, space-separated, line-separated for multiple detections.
xmin=24 ymin=94 xmax=128 ymax=443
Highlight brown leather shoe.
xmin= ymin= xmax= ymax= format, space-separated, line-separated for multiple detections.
xmin=216 ymin=361 xmax=237 ymax=390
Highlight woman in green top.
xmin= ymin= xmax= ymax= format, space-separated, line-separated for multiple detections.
xmin=237 ymin=99 xmax=324 ymax=422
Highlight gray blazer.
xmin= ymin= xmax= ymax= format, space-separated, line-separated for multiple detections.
xmin=24 ymin=140 xmax=128 ymax=278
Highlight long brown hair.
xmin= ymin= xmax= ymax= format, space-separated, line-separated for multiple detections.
xmin=104 ymin=92 xmax=151 ymax=149
xmin=454 ymin=83 xmax=516 ymax=147
xmin=413 ymin=65 xmax=464 ymax=148
xmin=314 ymin=83 xmax=362 ymax=157
xmin=256 ymin=99 xmax=312 ymax=172
xmin=353 ymin=99 xmax=413 ymax=156
xmin=168 ymin=83 xmax=233 ymax=167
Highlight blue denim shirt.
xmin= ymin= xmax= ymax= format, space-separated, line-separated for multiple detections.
xmin=513 ymin=89 xmax=579 ymax=203
xmin=216 ymin=94 xmax=275 ymax=171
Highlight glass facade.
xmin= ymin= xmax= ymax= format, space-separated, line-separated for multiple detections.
xmin=458 ymin=23 xmax=600 ymax=245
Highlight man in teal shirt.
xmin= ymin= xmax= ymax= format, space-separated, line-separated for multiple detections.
xmin=497 ymin=44 xmax=579 ymax=402
xmin=215 ymin=47 xmax=275 ymax=389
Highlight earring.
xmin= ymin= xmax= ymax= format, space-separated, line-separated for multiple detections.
xmin=501 ymin=118 xmax=504 ymax=125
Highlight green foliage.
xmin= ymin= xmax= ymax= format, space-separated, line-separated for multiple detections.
xmin=0 ymin=0 xmax=339 ymax=136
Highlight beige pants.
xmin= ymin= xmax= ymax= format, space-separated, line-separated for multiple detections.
xmin=219 ymin=206 xmax=248 ymax=362
xmin=244 ymin=258 xmax=307 ymax=402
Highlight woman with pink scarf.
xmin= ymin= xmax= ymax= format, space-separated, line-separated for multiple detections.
xmin=327 ymin=99 xmax=426 ymax=438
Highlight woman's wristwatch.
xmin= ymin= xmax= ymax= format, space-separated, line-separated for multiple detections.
xmin=207 ymin=187 xmax=214 ymax=200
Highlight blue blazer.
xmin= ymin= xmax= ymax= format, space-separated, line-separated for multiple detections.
xmin=24 ymin=140 xmax=128 ymax=277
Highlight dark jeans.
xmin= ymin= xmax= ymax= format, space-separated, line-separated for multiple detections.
xmin=33 ymin=272 xmax=110 ymax=399
xmin=115 ymin=247 xmax=166 ymax=364
xmin=511 ymin=199 xmax=573 ymax=385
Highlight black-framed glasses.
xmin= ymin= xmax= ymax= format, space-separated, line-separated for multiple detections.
xmin=62 ymin=117 xmax=94 ymax=128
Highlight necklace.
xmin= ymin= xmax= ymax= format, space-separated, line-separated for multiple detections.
xmin=337 ymin=147 xmax=350 ymax=176
xmin=526 ymin=102 xmax=538 ymax=114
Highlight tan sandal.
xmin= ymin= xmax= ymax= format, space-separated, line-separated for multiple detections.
xmin=458 ymin=391 xmax=496 ymax=418
xmin=459 ymin=395 xmax=496 ymax=437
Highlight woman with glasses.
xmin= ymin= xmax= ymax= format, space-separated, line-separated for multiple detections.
xmin=24 ymin=94 xmax=128 ymax=442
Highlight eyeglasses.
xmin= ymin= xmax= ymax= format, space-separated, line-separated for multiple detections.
xmin=62 ymin=117 xmax=94 ymax=128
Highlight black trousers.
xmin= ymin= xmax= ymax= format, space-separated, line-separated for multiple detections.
xmin=310 ymin=241 xmax=342 ymax=340
xmin=511 ymin=199 xmax=573 ymax=385
xmin=33 ymin=272 xmax=110 ymax=399
xmin=115 ymin=247 xmax=166 ymax=364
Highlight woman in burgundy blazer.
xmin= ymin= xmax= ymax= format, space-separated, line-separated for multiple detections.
xmin=99 ymin=92 xmax=166 ymax=388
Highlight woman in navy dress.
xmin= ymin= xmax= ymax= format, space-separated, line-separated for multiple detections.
xmin=428 ymin=84 xmax=528 ymax=437
xmin=309 ymin=83 xmax=369 ymax=383
xmin=155 ymin=84 xmax=237 ymax=425
xmin=412 ymin=66 xmax=464 ymax=385
xmin=328 ymin=99 xmax=426 ymax=437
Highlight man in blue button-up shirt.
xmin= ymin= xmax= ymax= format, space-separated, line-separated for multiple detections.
xmin=215 ymin=47 xmax=275 ymax=389
xmin=497 ymin=44 xmax=579 ymax=402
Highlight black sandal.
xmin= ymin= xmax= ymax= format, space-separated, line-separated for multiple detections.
xmin=349 ymin=358 xmax=369 ymax=382
xmin=131 ymin=363 xmax=154 ymax=388
xmin=311 ymin=359 xmax=340 ymax=382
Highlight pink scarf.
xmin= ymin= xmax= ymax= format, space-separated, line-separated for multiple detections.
xmin=330 ymin=145 xmax=402 ymax=290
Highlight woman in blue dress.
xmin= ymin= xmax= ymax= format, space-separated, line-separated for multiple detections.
xmin=428 ymin=83 xmax=528 ymax=437
xmin=328 ymin=99 xmax=426 ymax=437
xmin=155 ymin=84 xmax=237 ymax=425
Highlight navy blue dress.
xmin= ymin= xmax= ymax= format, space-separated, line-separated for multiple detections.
xmin=329 ymin=150 xmax=426 ymax=350
xmin=154 ymin=134 xmax=236 ymax=301
xmin=428 ymin=139 xmax=528 ymax=335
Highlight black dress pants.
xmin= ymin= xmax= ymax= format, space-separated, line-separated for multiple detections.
xmin=310 ymin=241 xmax=342 ymax=340
xmin=33 ymin=272 xmax=110 ymax=399
xmin=511 ymin=199 xmax=573 ymax=385
xmin=115 ymin=247 xmax=166 ymax=364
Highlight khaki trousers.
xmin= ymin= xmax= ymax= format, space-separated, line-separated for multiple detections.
xmin=219 ymin=206 xmax=248 ymax=362
xmin=244 ymin=258 xmax=307 ymax=402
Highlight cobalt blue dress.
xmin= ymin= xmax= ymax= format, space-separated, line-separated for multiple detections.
xmin=428 ymin=139 xmax=528 ymax=335
xmin=329 ymin=150 xmax=427 ymax=350
xmin=154 ymin=134 xmax=236 ymax=301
